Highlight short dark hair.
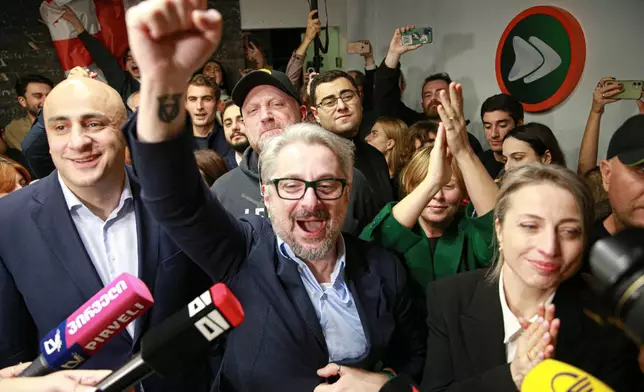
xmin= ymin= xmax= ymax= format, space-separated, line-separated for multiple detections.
xmin=309 ymin=69 xmax=359 ymax=106
xmin=347 ymin=70 xmax=366 ymax=88
xmin=421 ymin=72 xmax=452 ymax=92
xmin=14 ymin=74 xmax=54 ymax=97
xmin=221 ymin=99 xmax=238 ymax=118
xmin=188 ymin=74 xmax=221 ymax=100
xmin=503 ymin=122 xmax=566 ymax=166
xmin=480 ymin=93 xmax=524 ymax=124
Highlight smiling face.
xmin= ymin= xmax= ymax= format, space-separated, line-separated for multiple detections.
xmin=222 ymin=103 xmax=249 ymax=153
xmin=241 ymin=85 xmax=304 ymax=152
xmin=483 ymin=110 xmax=517 ymax=153
xmin=262 ymin=142 xmax=349 ymax=261
xmin=312 ymin=77 xmax=363 ymax=138
xmin=124 ymin=50 xmax=140 ymax=79
xmin=496 ymin=182 xmax=584 ymax=290
xmin=203 ymin=61 xmax=224 ymax=85
xmin=186 ymin=84 xmax=218 ymax=130
xmin=18 ymin=82 xmax=52 ymax=118
xmin=419 ymin=175 xmax=464 ymax=229
xmin=44 ymin=78 xmax=126 ymax=190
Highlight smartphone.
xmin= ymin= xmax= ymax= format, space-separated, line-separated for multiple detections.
xmin=347 ymin=41 xmax=370 ymax=54
xmin=606 ymin=80 xmax=643 ymax=100
xmin=401 ymin=27 xmax=433 ymax=46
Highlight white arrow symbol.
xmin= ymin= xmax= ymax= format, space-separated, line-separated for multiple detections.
xmin=508 ymin=36 xmax=562 ymax=84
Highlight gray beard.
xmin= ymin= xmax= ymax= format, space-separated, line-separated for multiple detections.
xmin=271 ymin=212 xmax=345 ymax=262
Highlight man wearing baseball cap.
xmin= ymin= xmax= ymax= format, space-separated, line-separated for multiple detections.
xmin=591 ymin=114 xmax=644 ymax=247
xmin=211 ymin=69 xmax=380 ymax=235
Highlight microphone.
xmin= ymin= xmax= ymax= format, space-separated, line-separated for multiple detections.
xmin=521 ymin=359 xmax=614 ymax=392
xmin=95 ymin=283 xmax=244 ymax=392
xmin=379 ymin=374 xmax=420 ymax=392
xmin=19 ymin=273 xmax=154 ymax=377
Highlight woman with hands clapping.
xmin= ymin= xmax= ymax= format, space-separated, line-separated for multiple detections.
xmin=360 ymin=83 xmax=498 ymax=299
xmin=420 ymin=163 xmax=643 ymax=391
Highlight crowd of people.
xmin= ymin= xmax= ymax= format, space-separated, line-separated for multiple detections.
xmin=1 ymin=1 xmax=643 ymax=391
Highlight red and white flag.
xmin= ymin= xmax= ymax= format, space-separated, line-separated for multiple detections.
xmin=40 ymin=0 xmax=129 ymax=78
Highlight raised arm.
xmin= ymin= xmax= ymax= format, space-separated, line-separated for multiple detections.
xmin=285 ymin=10 xmax=320 ymax=91
xmin=438 ymin=83 xmax=497 ymax=216
xmin=125 ymin=0 xmax=249 ymax=281
xmin=61 ymin=7 xmax=127 ymax=93
xmin=392 ymin=124 xmax=450 ymax=229
xmin=578 ymin=78 xmax=622 ymax=175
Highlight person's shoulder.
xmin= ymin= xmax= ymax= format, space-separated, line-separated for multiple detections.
xmin=429 ymin=269 xmax=489 ymax=301
xmin=212 ymin=166 xmax=243 ymax=188
xmin=5 ymin=116 xmax=29 ymax=132
xmin=0 ymin=177 xmax=50 ymax=222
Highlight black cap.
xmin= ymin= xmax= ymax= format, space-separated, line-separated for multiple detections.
xmin=606 ymin=114 xmax=644 ymax=166
xmin=232 ymin=69 xmax=301 ymax=108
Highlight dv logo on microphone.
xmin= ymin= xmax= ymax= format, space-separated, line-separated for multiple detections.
xmin=495 ymin=6 xmax=586 ymax=112
xmin=188 ymin=291 xmax=231 ymax=341
xmin=44 ymin=329 xmax=63 ymax=355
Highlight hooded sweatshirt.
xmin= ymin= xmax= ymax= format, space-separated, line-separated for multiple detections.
xmin=211 ymin=148 xmax=381 ymax=236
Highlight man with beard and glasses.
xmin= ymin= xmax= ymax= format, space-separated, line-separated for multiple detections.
xmin=124 ymin=5 xmax=426 ymax=387
xmin=373 ymin=25 xmax=482 ymax=154
xmin=186 ymin=74 xmax=235 ymax=167
xmin=211 ymin=69 xmax=380 ymax=235
xmin=221 ymin=100 xmax=249 ymax=168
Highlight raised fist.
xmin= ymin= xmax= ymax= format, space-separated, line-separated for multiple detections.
xmin=125 ymin=0 xmax=223 ymax=82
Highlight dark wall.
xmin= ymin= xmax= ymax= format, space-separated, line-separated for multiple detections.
xmin=0 ymin=0 xmax=244 ymax=127
xmin=0 ymin=1 xmax=65 ymax=127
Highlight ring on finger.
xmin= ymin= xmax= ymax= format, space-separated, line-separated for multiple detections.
xmin=601 ymin=93 xmax=605 ymax=98
xmin=337 ymin=365 xmax=342 ymax=376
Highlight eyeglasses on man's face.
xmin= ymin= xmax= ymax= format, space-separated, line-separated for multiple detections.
xmin=316 ymin=90 xmax=359 ymax=110
xmin=269 ymin=178 xmax=347 ymax=200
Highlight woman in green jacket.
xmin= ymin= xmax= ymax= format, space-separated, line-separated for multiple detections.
xmin=360 ymin=83 xmax=499 ymax=296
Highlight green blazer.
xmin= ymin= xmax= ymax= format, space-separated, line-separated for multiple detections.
xmin=359 ymin=202 xmax=495 ymax=295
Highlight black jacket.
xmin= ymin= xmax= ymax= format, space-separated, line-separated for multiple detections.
xmin=421 ymin=269 xmax=643 ymax=392
xmin=126 ymin=118 xmax=428 ymax=391
xmin=211 ymin=147 xmax=380 ymax=236
xmin=353 ymin=138 xmax=394 ymax=208
xmin=78 ymin=31 xmax=140 ymax=102
xmin=372 ymin=60 xmax=483 ymax=154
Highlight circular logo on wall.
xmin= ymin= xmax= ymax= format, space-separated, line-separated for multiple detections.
xmin=495 ymin=6 xmax=586 ymax=112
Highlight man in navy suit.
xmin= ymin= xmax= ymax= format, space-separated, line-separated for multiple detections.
xmin=0 ymin=75 xmax=214 ymax=392
xmin=124 ymin=2 xmax=426 ymax=391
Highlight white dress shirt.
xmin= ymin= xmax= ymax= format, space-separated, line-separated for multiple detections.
xmin=58 ymin=173 xmax=139 ymax=337
xmin=499 ymin=271 xmax=555 ymax=362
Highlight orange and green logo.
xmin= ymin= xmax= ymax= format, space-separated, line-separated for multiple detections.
xmin=495 ymin=6 xmax=586 ymax=112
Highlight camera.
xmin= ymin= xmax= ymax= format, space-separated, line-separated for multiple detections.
xmin=589 ymin=228 xmax=644 ymax=345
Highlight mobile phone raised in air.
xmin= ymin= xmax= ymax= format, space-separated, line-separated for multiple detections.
xmin=606 ymin=80 xmax=643 ymax=100
xmin=347 ymin=41 xmax=370 ymax=55
xmin=401 ymin=27 xmax=433 ymax=46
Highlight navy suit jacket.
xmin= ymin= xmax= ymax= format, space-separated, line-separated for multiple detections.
xmin=0 ymin=167 xmax=214 ymax=392
xmin=126 ymin=117 xmax=427 ymax=392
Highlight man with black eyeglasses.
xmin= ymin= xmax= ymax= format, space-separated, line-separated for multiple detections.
xmin=310 ymin=70 xmax=394 ymax=206
xmin=211 ymin=69 xmax=380 ymax=235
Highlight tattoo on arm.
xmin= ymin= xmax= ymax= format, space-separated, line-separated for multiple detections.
xmin=157 ymin=94 xmax=183 ymax=123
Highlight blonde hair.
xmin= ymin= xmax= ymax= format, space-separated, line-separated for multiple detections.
xmin=373 ymin=117 xmax=414 ymax=175
xmin=398 ymin=147 xmax=466 ymax=198
xmin=488 ymin=163 xmax=595 ymax=281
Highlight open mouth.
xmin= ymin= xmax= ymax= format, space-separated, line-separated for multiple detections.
xmin=296 ymin=219 xmax=327 ymax=237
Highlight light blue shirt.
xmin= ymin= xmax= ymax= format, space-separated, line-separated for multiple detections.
xmin=277 ymin=236 xmax=368 ymax=362
xmin=58 ymin=173 xmax=139 ymax=337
